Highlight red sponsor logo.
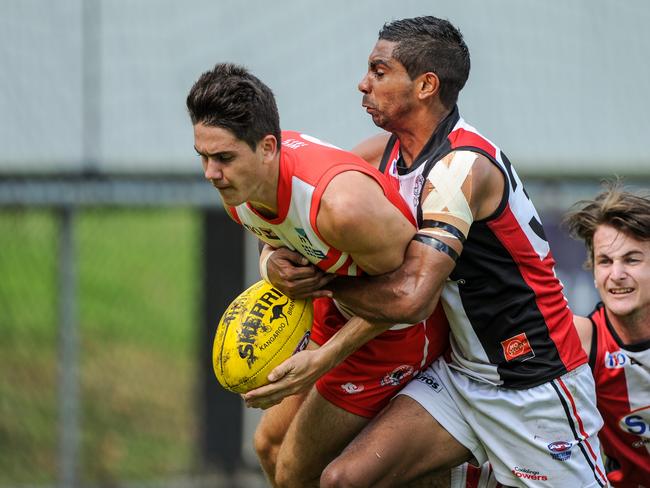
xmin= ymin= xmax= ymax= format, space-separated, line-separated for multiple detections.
xmin=512 ymin=467 xmax=548 ymax=481
xmin=501 ymin=332 xmax=534 ymax=361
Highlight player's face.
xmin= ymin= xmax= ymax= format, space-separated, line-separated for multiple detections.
xmin=193 ymin=123 xmax=266 ymax=207
xmin=593 ymin=224 xmax=650 ymax=323
xmin=358 ymin=40 xmax=416 ymax=131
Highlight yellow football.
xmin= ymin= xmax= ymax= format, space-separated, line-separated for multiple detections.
xmin=213 ymin=280 xmax=313 ymax=393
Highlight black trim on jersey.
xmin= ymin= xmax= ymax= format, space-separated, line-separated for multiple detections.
xmin=528 ymin=216 xmax=547 ymax=242
xmin=378 ymin=134 xmax=399 ymax=174
xmin=378 ymin=106 xmax=461 ymax=177
xmin=501 ymin=152 xmax=518 ymax=191
xmin=442 ymin=145 xmax=510 ymax=224
xmin=420 ymin=220 xmax=467 ymax=243
xmin=588 ymin=318 xmax=598 ymax=371
xmin=550 ymin=380 xmax=606 ymax=488
xmin=602 ymin=303 xmax=650 ymax=352
xmin=413 ymin=233 xmax=458 ymax=261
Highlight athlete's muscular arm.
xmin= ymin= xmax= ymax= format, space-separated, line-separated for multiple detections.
xmin=329 ymin=152 xmax=505 ymax=324
xmin=259 ymin=243 xmax=334 ymax=298
xmin=243 ymin=171 xmax=416 ymax=409
xmin=259 ymin=134 xmax=391 ymax=299
xmin=316 ymin=170 xmax=416 ymax=274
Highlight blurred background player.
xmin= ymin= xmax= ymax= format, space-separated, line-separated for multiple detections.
xmin=566 ymin=183 xmax=650 ymax=488
xmin=186 ymin=63 xmax=447 ymax=488
xmin=316 ymin=16 xmax=607 ymax=487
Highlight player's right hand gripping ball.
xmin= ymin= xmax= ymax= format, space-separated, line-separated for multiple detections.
xmin=212 ymin=280 xmax=313 ymax=393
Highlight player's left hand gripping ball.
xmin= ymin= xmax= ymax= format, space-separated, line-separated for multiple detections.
xmin=213 ymin=280 xmax=313 ymax=393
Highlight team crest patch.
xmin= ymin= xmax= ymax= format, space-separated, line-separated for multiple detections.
xmin=547 ymin=441 xmax=573 ymax=461
xmin=340 ymin=382 xmax=364 ymax=394
xmin=501 ymin=332 xmax=535 ymax=362
xmin=380 ymin=365 xmax=414 ymax=386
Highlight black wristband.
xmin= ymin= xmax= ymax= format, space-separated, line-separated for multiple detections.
xmin=412 ymin=233 xmax=459 ymax=261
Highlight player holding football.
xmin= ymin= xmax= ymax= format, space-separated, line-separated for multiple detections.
xmin=186 ymin=63 xmax=448 ymax=488
xmin=262 ymin=16 xmax=607 ymax=487
xmin=565 ymin=184 xmax=650 ymax=488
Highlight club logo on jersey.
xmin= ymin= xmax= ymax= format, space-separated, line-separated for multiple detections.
xmin=605 ymin=350 xmax=629 ymax=369
xmin=618 ymin=406 xmax=650 ymax=438
xmin=294 ymin=228 xmax=326 ymax=259
xmin=501 ymin=332 xmax=535 ymax=362
xmin=242 ymin=224 xmax=280 ymax=241
xmin=512 ymin=467 xmax=548 ymax=481
xmin=413 ymin=174 xmax=425 ymax=208
xmin=414 ymin=371 xmax=444 ymax=393
xmin=547 ymin=441 xmax=573 ymax=461
xmin=380 ymin=365 xmax=414 ymax=386
xmin=340 ymin=382 xmax=364 ymax=394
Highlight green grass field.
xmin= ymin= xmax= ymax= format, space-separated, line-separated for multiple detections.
xmin=0 ymin=208 xmax=200 ymax=485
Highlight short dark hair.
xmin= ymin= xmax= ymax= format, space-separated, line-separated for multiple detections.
xmin=379 ymin=16 xmax=470 ymax=109
xmin=564 ymin=180 xmax=650 ymax=269
xmin=186 ymin=63 xmax=281 ymax=151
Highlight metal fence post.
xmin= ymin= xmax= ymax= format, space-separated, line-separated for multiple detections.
xmin=58 ymin=206 xmax=79 ymax=488
xmin=200 ymin=209 xmax=244 ymax=473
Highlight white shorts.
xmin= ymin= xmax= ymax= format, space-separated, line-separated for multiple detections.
xmin=451 ymin=462 xmax=503 ymax=488
xmin=399 ymin=358 xmax=609 ymax=487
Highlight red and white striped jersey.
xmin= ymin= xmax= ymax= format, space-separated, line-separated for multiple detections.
xmin=228 ymin=130 xmax=414 ymax=277
xmin=588 ymin=303 xmax=650 ymax=488
xmin=379 ymin=107 xmax=586 ymax=388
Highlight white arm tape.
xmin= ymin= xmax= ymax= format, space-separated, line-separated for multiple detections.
xmin=259 ymin=248 xmax=275 ymax=282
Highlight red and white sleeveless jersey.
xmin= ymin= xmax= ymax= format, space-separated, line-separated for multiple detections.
xmin=588 ymin=303 xmax=650 ymax=487
xmin=379 ymin=107 xmax=585 ymax=388
xmin=228 ymin=131 xmax=414 ymax=276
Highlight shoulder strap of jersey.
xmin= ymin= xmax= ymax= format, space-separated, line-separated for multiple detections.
xmin=378 ymin=134 xmax=399 ymax=175
xmin=587 ymin=303 xmax=605 ymax=372
xmin=587 ymin=318 xmax=598 ymax=371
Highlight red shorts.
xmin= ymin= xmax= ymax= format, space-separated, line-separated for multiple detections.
xmin=310 ymin=297 xmax=449 ymax=418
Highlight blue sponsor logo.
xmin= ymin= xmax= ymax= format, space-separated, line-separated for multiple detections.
xmin=618 ymin=406 xmax=650 ymax=438
xmin=414 ymin=371 xmax=443 ymax=393
xmin=605 ymin=350 xmax=628 ymax=369
xmin=547 ymin=441 xmax=573 ymax=461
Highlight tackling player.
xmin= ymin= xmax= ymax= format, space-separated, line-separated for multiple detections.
xmin=566 ymin=183 xmax=650 ymax=488
xmin=313 ymin=16 xmax=608 ymax=487
xmin=186 ymin=63 xmax=448 ymax=488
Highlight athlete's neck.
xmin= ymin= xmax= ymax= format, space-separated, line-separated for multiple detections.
xmin=249 ymin=155 xmax=281 ymax=218
xmin=609 ymin=308 xmax=650 ymax=345
xmin=392 ymin=106 xmax=451 ymax=167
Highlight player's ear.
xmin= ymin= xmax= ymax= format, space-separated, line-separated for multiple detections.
xmin=260 ymin=134 xmax=278 ymax=163
xmin=417 ymin=72 xmax=440 ymax=101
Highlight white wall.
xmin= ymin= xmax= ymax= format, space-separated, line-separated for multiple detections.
xmin=1 ymin=0 xmax=648 ymax=176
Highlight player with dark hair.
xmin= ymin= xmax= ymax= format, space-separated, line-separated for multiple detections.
xmin=260 ymin=15 xmax=607 ymax=487
xmin=186 ymin=62 xmax=448 ymax=488
xmin=565 ymin=183 xmax=650 ymax=488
